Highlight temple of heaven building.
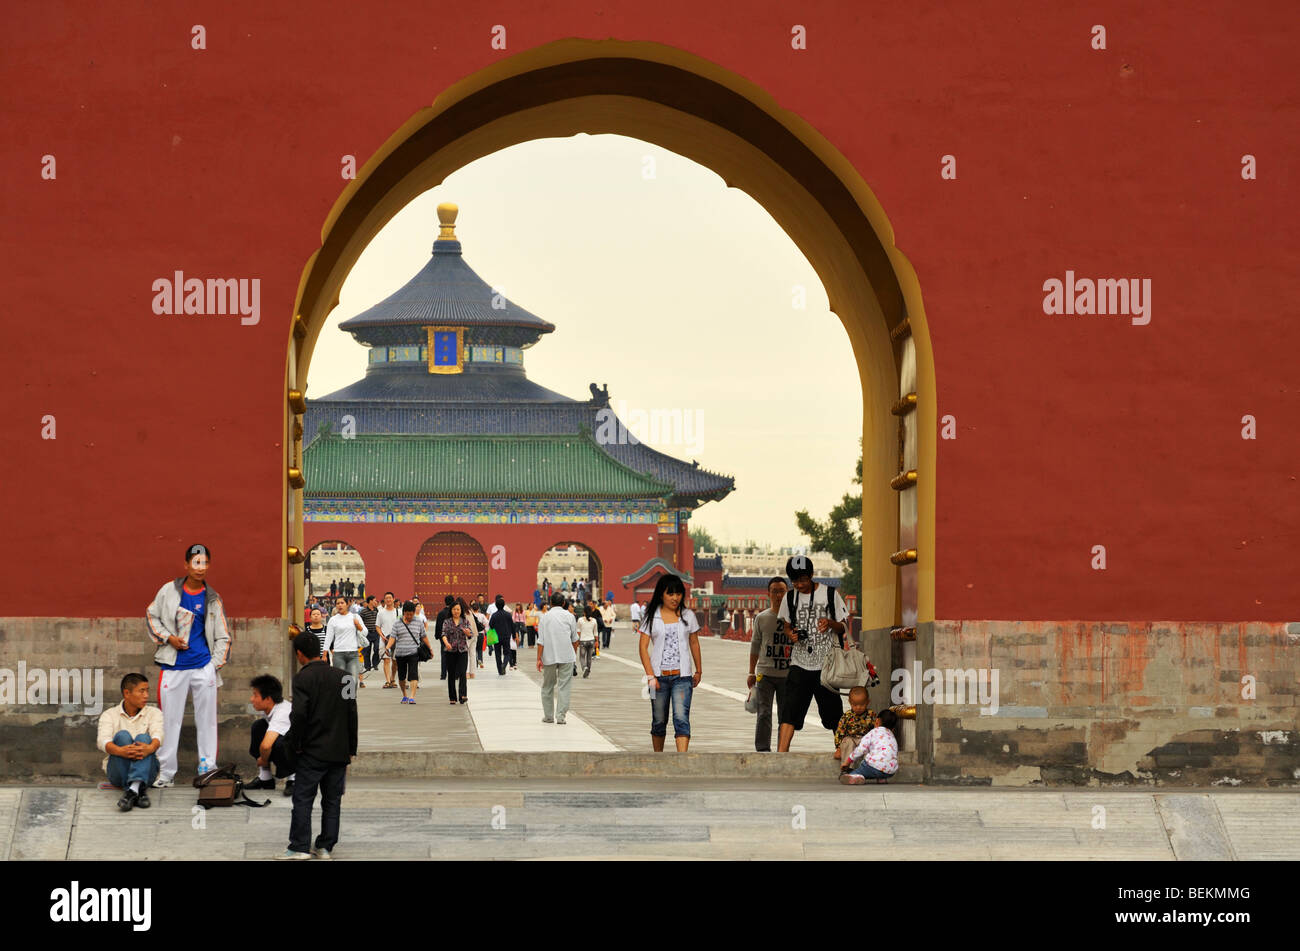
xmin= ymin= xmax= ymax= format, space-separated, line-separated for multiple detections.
xmin=302 ymin=202 xmax=734 ymax=605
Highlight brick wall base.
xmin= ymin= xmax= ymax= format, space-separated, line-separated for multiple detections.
xmin=915 ymin=620 xmax=1300 ymax=786
xmin=3 ymin=617 xmax=1296 ymax=785
xmin=0 ymin=617 xmax=288 ymax=782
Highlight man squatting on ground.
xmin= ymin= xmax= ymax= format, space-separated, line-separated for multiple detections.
xmin=97 ymin=673 xmax=165 ymax=811
xmin=145 ymin=543 xmax=232 ymax=786
xmin=245 ymin=674 xmax=296 ymax=796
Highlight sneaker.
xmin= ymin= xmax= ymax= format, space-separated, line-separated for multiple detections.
xmin=116 ymin=789 xmax=138 ymax=812
xmin=246 ymin=776 xmax=277 ymax=791
xmin=313 ymin=847 xmax=333 ymax=860
xmin=277 ymin=849 xmax=312 ymax=861
xmin=135 ymin=789 xmax=152 ymax=809
xmin=556 ymin=717 xmax=567 ymax=725
xmin=151 ymin=776 xmax=175 ymax=789
xmin=541 ymin=716 xmax=554 ymax=723
xmin=282 ymin=779 xmax=295 ymax=798
xmin=583 ymin=669 xmax=590 ymax=678
xmin=838 ymin=773 xmax=867 ymax=785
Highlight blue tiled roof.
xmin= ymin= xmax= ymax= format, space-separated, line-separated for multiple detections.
xmin=338 ymin=238 xmax=555 ymax=337
xmin=311 ymin=366 xmax=574 ymax=404
xmin=693 ymin=555 xmax=724 ymax=572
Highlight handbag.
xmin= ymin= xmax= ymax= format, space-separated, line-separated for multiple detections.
xmin=193 ymin=763 xmax=269 ymax=809
xmin=400 ymin=620 xmax=432 ymax=662
xmin=820 ymin=645 xmax=871 ymax=690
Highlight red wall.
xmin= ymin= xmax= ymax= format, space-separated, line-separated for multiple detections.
xmin=303 ymin=522 xmax=659 ymax=606
xmin=3 ymin=2 xmax=1296 ymax=622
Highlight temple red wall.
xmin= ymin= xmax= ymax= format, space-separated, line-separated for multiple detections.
xmin=3 ymin=2 xmax=1297 ymax=624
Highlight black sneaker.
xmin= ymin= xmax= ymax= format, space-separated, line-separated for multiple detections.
xmin=135 ymin=788 xmax=152 ymax=809
xmin=282 ymin=779 xmax=295 ymax=798
xmin=245 ymin=776 xmax=277 ymax=791
xmin=116 ymin=789 xmax=138 ymax=812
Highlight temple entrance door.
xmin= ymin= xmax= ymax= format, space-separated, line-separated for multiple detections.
xmin=414 ymin=531 xmax=489 ymax=604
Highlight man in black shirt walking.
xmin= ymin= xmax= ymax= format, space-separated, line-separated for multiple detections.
xmin=278 ymin=631 xmax=358 ymax=860
xmin=435 ymin=595 xmax=454 ymax=680
xmin=359 ymin=595 xmax=380 ymax=676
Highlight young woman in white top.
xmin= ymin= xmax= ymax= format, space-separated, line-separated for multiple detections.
xmin=576 ymin=607 xmax=599 ymax=677
xmin=637 ymin=574 xmax=702 ymax=752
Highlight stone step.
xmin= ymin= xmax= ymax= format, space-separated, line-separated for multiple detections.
xmin=349 ymin=751 xmax=924 ymax=782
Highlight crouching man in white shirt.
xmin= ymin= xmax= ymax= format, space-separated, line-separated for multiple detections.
xmin=245 ymin=674 xmax=296 ymax=797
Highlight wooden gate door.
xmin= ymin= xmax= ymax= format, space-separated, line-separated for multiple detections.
xmin=414 ymin=532 xmax=489 ymax=604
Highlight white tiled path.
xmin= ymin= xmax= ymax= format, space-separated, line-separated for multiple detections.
xmin=463 ymin=663 xmax=617 ymax=752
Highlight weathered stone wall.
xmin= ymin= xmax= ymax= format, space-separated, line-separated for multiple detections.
xmin=0 ymin=617 xmax=288 ymax=782
xmin=922 ymin=620 xmax=1300 ymax=786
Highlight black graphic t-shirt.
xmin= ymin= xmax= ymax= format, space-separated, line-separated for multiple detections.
xmin=777 ymin=585 xmax=850 ymax=672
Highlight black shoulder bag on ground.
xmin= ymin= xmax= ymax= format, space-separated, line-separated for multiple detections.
xmin=193 ymin=763 xmax=271 ymax=809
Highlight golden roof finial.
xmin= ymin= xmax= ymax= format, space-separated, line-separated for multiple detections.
xmin=436 ymin=202 xmax=458 ymax=240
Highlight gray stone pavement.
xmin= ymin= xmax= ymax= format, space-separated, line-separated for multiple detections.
xmin=4 ymin=779 xmax=1297 ymax=860
xmin=356 ymin=623 xmax=845 ymax=754
xmin=516 ymin=627 xmax=836 ymax=753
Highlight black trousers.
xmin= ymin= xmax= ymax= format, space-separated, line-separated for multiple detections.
xmin=446 ymin=651 xmax=469 ymax=701
xmin=601 ymin=623 xmax=611 ymax=648
xmin=249 ymin=719 xmax=296 ymax=777
xmin=493 ymin=639 xmax=509 ymax=674
xmin=289 ymin=752 xmax=346 ymax=853
xmin=363 ymin=632 xmax=380 ymax=670
xmin=440 ymin=643 xmax=448 ymax=679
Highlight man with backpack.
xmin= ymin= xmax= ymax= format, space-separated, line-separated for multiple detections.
xmin=775 ymin=555 xmax=852 ymax=753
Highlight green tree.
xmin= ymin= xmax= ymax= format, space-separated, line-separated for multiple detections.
xmin=690 ymin=526 xmax=720 ymax=553
xmin=794 ymin=446 xmax=862 ymax=601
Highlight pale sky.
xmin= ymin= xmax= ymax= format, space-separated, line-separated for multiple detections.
xmin=306 ymin=134 xmax=863 ymax=549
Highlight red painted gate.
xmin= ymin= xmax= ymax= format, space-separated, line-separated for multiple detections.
xmin=414 ymin=531 xmax=489 ymax=604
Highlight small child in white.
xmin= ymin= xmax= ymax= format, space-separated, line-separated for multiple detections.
xmin=839 ymin=709 xmax=900 ymax=784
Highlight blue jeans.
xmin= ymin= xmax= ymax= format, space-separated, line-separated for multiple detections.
xmin=650 ymin=674 xmax=692 ymax=737
xmin=106 ymin=731 xmax=160 ymax=787
xmin=847 ymin=761 xmax=891 ymax=781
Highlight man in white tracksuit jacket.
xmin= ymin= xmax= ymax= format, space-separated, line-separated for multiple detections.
xmin=145 ymin=543 xmax=233 ymax=786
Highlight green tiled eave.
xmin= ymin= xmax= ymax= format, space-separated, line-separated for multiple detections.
xmin=303 ymin=433 xmax=676 ymax=499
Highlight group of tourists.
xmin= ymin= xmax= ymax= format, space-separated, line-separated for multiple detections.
xmin=98 ymin=543 xmax=899 ymax=859
xmin=739 ymin=555 xmax=898 ymax=780
xmin=319 ymin=577 xmax=362 ymax=600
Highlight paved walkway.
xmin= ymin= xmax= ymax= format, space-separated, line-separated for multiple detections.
xmin=5 ymin=781 xmax=1297 ymax=860
xmin=357 ymin=623 xmax=836 ymax=754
